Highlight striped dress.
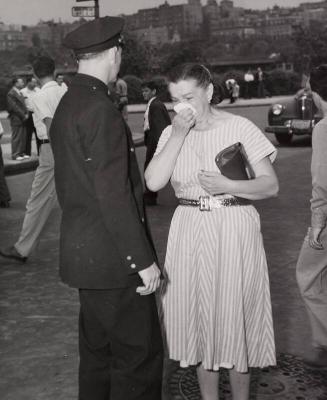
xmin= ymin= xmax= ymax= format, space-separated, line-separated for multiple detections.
xmin=155 ymin=112 xmax=277 ymax=373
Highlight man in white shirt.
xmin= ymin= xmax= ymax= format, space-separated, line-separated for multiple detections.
xmin=0 ymin=56 xmax=67 ymax=262
xmin=21 ymin=76 xmax=40 ymax=155
xmin=244 ymin=69 xmax=254 ymax=99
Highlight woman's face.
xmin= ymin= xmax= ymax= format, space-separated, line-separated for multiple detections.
xmin=169 ymin=79 xmax=212 ymax=117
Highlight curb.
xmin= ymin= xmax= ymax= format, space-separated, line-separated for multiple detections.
xmin=4 ymin=157 xmax=39 ymax=176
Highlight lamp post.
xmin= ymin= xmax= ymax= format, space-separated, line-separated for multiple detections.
xmin=94 ymin=0 xmax=99 ymax=18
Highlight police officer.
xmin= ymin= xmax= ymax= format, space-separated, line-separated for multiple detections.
xmin=50 ymin=17 xmax=163 ymax=400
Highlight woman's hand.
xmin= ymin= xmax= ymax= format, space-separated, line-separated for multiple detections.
xmin=308 ymin=227 xmax=324 ymax=250
xmin=172 ymin=108 xmax=196 ymax=138
xmin=198 ymin=170 xmax=233 ymax=196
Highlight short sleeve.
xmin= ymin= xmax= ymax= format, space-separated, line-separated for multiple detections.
xmin=30 ymin=93 xmax=51 ymax=120
xmin=154 ymin=125 xmax=172 ymax=156
xmin=239 ymin=117 xmax=277 ymax=166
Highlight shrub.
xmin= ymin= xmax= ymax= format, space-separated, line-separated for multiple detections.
xmin=265 ymin=69 xmax=301 ymax=96
xmin=123 ymin=75 xmax=143 ymax=104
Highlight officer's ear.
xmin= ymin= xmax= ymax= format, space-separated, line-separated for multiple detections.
xmin=106 ymin=47 xmax=117 ymax=64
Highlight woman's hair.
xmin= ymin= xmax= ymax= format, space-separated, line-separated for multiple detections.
xmin=167 ymin=63 xmax=224 ymax=104
xmin=310 ymin=65 xmax=327 ymax=101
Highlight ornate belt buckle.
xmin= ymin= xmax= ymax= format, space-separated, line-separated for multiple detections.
xmin=199 ymin=196 xmax=211 ymax=211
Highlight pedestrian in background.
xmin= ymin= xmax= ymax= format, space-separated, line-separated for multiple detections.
xmin=21 ymin=76 xmax=40 ymax=155
xmin=115 ymin=74 xmax=128 ymax=120
xmin=232 ymin=80 xmax=240 ymax=103
xmin=243 ymin=68 xmax=254 ymax=99
xmin=0 ymin=56 xmax=66 ymax=263
xmin=256 ymin=67 xmax=265 ymax=98
xmin=6 ymin=77 xmax=29 ymax=161
xmin=145 ymin=63 xmax=278 ymax=400
xmin=55 ymin=73 xmax=68 ymax=90
xmin=296 ymin=64 xmax=327 ymax=367
xmin=142 ymin=79 xmax=171 ymax=205
xmin=225 ymin=78 xmax=235 ymax=103
xmin=0 ymin=121 xmax=11 ymax=208
xmin=50 ymin=17 xmax=163 ymax=400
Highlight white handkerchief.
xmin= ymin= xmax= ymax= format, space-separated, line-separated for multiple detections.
xmin=173 ymin=102 xmax=196 ymax=115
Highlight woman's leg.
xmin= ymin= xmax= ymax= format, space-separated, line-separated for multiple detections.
xmin=197 ymin=364 xmax=219 ymax=400
xmin=229 ymin=369 xmax=251 ymax=400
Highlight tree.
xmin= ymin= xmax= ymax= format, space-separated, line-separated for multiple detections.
xmin=120 ymin=34 xmax=152 ymax=78
xmin=294 ymin=21 xmax=327 ymax=68
xmin=161 ymin=41 xmax=205 ymax=73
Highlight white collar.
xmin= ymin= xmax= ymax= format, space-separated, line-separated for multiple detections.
xmin=41 ymin=81 xmax=58 ymax=90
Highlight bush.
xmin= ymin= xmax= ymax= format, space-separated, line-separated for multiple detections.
xmin=124 ymin=75 xmax=144 ymax=104
xmin=264 ymin=69 xmax=301 ymax=96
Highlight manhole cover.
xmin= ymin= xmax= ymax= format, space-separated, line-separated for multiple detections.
xmin=169 ymin=353 xmax=327 ymax=400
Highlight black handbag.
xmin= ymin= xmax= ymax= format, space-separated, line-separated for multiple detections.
xmin=215 ymin=142 xmax=254 ymax=180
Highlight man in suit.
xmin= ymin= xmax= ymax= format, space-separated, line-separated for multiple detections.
xmin=49 ymin=17 xmax=163 ymax=400
xmin=142 ymin=80 xmax=171 ymax=205
xmin=21 ymin=76 xmax=41 ymax=155
xmin=7 ymin=77 xmax=29 ymax=160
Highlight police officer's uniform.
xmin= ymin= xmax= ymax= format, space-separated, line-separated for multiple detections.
xmin=50 ymin=17 xmax=163 ymax=400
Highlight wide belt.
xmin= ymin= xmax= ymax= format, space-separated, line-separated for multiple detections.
xmin=39 ymin=139 xmax=50 ymax=145
xmin=179 ymin=196 xmax=250 ymax=211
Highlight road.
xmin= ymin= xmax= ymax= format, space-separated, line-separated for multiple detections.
xmin=0 ymin=106 xmax=314 ymax=399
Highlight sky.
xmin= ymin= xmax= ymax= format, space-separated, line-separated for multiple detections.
xmin=0 ymin=0 xmax=321 ymax=26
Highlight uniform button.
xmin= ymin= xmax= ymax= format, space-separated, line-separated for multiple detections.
xmin=127 ymin=255 xmax=132 ymax=261
xmin=141 ymin=218 xmax=145 ymax=223
xmin=92 ymin=86 xmax=96 ymax=90
xmin=130 ymin=147 xmax=135 ymax=152
xmin=130 ymin=263 xmax=136 ymax=269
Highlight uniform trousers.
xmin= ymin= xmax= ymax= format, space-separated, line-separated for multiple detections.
xmin=0 ymin=145 xmax=10 ymax=202
xmin=78 ymin=287 xmax=163 ymax=400
xmin=296 ymin=227 xmax=327 ymax=348
xmin=15 ymin=143 xmax=57 ymax=257
xmin=11 ymin=123 xmax=27 ymax=159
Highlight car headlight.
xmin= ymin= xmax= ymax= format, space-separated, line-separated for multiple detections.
xmin=272 ymin=104 xmax=284 ymax=115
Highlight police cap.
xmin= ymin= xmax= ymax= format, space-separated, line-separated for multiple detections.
xmin=63 ymin=16 xmax=124 ymax=55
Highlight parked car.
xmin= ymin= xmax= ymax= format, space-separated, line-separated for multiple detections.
xmin=265 ymin=89 xmax=323 ymax=144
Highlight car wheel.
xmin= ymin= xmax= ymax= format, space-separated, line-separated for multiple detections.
xmin=275 ymin=133 xmax=293 ymax=145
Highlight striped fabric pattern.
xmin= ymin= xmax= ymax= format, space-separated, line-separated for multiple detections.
xmin=156 ymin=112 xmax=277 ymax=372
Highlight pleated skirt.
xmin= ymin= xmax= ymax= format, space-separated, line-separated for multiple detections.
xmin=160 ymin=204 xmax=276 ymax=373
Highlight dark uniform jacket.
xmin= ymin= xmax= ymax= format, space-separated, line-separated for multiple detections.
xmin=144 ymin=97 xmax=171 ymax=151
xmin=50 ymin=74 xmax=156 ymax=289
xmin=7 ymin=88 xmax=28 ymax=126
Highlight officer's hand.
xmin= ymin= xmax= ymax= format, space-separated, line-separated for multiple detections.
xmin=136 ymin=262 xmax=161 ymax=296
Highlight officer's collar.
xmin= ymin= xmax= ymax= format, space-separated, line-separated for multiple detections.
xmin=71 ymin=73 xmax=109 ymax=94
